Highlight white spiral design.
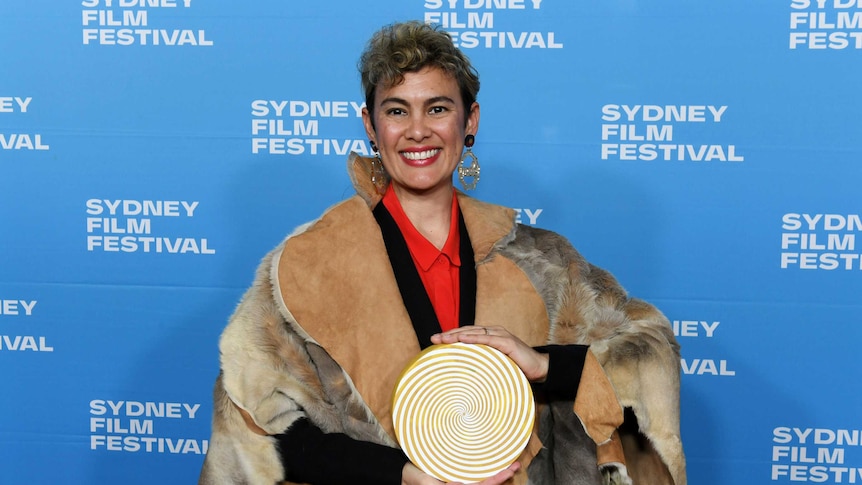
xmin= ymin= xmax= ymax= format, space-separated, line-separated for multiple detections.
xmin=392 ymin=343 xmax=535 ymax=483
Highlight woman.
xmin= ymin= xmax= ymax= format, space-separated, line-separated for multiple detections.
xmin=199 ymin=21 xmax=685 ymax=485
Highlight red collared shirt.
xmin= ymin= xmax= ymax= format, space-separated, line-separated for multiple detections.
xmin=382 ymin=187 xmax=461 ymax=332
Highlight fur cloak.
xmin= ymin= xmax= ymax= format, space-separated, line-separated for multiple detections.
xmin=199 ymin=154 xmax=685 ymax=485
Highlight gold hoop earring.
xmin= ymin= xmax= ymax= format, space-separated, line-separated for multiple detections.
xmin=457 ymin=134 xmax=480 ymax=191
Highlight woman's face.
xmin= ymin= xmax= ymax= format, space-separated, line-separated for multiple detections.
xmin=363 ymin=66 xmax=479 ymax=198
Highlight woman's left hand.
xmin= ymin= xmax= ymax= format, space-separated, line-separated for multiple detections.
xmin=430 ymin=326 xmax=549 ymax=382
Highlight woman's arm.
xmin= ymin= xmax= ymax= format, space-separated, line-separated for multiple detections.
xmin=429 ymin=326 xmax=588 ymax=393
xmin=275 ymin=417 xmax=408 ymax=484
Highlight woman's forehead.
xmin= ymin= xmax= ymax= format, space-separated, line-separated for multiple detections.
xmin=376 ymin=67 xmax=461 ymax=104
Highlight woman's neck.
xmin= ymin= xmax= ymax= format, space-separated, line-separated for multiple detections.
xmin=391 ymin=184 xmax=454 ymax=250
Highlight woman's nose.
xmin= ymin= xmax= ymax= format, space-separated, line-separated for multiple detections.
xmin=406 ymin=114 xmax=431 ymax=140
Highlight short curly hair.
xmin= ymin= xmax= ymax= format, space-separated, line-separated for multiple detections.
xmin=358 ymin=21 xmax=480 ymax=123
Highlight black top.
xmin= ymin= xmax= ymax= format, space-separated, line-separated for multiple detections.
xmin=372 ymin=201 xmax=476 ymax=348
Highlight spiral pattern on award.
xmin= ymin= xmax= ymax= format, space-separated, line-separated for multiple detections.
xmin=392 ymin=343 xmax=535 ymax=483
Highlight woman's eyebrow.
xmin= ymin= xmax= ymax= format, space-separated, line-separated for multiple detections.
xmin=379 ymin=96 xmax=457 ymax=107
xmin=425 ymin=96 xmax=456 ymax=106
xmin=379 ymin=96 xmax=408 ymax=106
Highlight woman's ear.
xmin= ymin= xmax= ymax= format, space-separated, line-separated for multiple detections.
xmin=466 ymin=101 xmax=480 ymax=136
xmin=361 ymin=106 xmax=376 ymax=143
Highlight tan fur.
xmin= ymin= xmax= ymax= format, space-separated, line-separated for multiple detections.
xmin=199 ymin=153 xmax=685 ymax=485
xmin=548 ymin=257 xmax=685 ymax=484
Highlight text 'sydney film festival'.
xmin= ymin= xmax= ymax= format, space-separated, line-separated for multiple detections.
xmin=1 ymin=1 xmax=861 ymax=484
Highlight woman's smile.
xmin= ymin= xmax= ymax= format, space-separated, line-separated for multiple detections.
xmin=400 ymin=147 xmax=442 ymax=166
xmin=363 ymin=66 xmax=479 ymax=197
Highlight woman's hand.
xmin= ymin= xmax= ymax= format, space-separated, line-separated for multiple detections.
xmin=401 ymin=461 xmax=521 ymax=485
xmin=430 ymin=326 xmax=549 ymax=383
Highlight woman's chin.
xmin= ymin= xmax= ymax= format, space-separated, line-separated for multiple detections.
xmin=392 ymin=178 xmax=454 ymax=195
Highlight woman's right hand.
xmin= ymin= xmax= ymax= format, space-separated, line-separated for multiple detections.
xmin=401 ymin=461 xmax=520 ymax=485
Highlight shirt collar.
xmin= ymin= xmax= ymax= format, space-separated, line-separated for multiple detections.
xmin=381 ymin=186 xmax=461 ymax=271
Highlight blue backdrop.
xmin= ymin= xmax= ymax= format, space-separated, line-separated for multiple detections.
xmin=2 ymin=1 xmax=860 ymax=483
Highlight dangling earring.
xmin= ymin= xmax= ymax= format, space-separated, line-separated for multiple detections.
xmin=369 ymin=141 xmax=388 ymax=195
xmin=457 ymin=134 xmax=480 ymax=191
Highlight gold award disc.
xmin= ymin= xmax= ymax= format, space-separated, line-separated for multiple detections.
xmin=392 ymin=343 xmax=535 ymax=483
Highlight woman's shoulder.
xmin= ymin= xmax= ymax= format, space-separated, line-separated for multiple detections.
xmin=279 ymin=195 xmax=372 ymax=243
xmin=504 ymin=223 xmax=586 ymax=267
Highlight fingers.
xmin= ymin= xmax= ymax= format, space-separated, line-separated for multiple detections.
xmin=402 ymin=463 xmax=444 ymax=485
xmin=446 ymin=461 xmax=520 ymax=484
xmin=406 ymin=445 xmax=521 ymax=484
xmin=478 ymin=461 xmax=521 ymax=484
xmin=430 ymin=326 xmax=549 ymax=382
xmin=430 ymin=325 xmax=501 ymax=345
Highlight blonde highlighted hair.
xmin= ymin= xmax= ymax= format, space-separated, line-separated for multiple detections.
xmin=358 ymin=21 xmax=480 ymax=122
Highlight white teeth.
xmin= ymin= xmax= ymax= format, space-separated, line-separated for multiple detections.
xmin=401 ymin=149 xmax=440 ymax=160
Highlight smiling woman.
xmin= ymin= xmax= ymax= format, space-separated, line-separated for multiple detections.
xmin=362 ymin=65 xmax=479 ymax=245
xmin=199 ymin=20 xmax=685 ymax=485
